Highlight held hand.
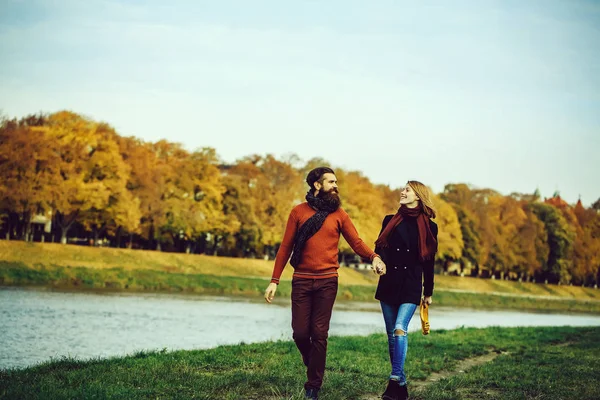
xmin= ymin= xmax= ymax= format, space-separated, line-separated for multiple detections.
xmin=372 ymin=256 xmax=386 ymax=276
xmin=423 ymin=296 xmax=432 ymax=305
xmin=264 ymin=282 xmax=278 ymax=303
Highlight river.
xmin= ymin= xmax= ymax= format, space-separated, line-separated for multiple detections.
xmin=2 ymin=287 xmax=599 ymax=370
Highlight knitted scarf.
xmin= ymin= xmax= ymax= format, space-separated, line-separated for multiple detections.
xmin=290 ymin=190 xmax=339 ymax=267
xmin=375 ymin=203 xmax=437 ymax=261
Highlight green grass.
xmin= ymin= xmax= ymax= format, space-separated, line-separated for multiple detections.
xmin=412 ymin=327 xmax=600 ymax=400
xmin=3 ymin=240 xmax=600 ymax=301
xmin=2 ymin=240 xmax=600 ymax=314
xmin=1 ymin=326 xmax=598 ymax=399
xmin=0 ymin=240 xmax=378 ymax=286
xmin=2 ymin=261 xmax=600 ymax=314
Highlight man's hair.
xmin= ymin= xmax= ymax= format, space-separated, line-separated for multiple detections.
xmin=306 ymin=166 xmax=335 ymax=192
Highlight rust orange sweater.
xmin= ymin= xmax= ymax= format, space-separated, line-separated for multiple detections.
xmin=270 ymin=203 xmax=378 ymax=283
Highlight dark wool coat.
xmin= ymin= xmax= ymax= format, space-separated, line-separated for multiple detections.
xmin=374 ymin=214 xmax=438 ymax=306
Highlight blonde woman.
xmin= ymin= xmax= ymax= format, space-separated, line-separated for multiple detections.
xmin=374 ymin=181 xmax=438 ymax=400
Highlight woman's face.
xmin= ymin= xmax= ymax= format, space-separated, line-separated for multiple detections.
xmin=399 ymin=184 xmax=420 ymax=207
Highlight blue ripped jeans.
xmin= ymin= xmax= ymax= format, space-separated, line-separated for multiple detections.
xmin=380 ymin=301 xmax=418 ymax=385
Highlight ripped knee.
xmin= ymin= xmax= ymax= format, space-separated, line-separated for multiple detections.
xmin=394 ymin=328 xmax=407 ymax=336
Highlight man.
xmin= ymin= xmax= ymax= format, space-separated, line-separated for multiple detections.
xmin=264 ymin=166 xmax=386 ymax=399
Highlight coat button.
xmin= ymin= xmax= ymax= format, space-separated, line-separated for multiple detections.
xmin=394 ymin=267 xmax=397 ymax=270
xmin=396 ymin=248 xmax=400 ymax=251
xmin=404 ymin=267 xmax=407 ymax=269
xmin=407 ymin=249 xmax=410 ymax=252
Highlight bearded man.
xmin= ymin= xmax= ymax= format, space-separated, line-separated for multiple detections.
xmin=264 ymin=166 xmax=386 ymax=400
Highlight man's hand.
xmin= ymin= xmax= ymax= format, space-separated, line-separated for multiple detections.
xmin=264 ymin=282 xmax=278 ymax=303
xmin=372 ymin=256 xmax=386 ymax=276
xmin=423 ymin=296 xmax=432 ymax=305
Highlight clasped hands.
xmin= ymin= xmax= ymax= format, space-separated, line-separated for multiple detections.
xmin=372 ymin=256 xmax=386 ymax=276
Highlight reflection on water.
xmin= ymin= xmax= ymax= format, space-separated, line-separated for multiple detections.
xmin=1 ymin=287 xmax=599 ymax=370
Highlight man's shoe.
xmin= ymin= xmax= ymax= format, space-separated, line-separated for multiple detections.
xmin=305 ymin=388 xmax=319 ymax=399
xmin=398 ymin=384 xmax=409 ymax=400
xmin=381 ymin=380 xmax=399 ymax=400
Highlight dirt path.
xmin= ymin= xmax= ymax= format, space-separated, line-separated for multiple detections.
xmin=361 ymin=349 xmax=507 ymax=400
xmin=411 ymin=350 xmax=505 ymax=390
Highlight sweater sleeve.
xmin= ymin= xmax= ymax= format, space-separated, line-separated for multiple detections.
xmin=340 ymin=213 xmax=378 ymax=261
xmin=270 ymin=208 xmax=299 ymax=284
xmin=423 ymin=222 xmax=438 ymax=297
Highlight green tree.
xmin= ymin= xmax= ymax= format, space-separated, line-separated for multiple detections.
xmin=529 ymin=202 xmax=576 ymax=283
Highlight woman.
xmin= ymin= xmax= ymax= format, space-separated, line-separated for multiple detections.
xmin=374 ymin=180 xmax=438 ymax=400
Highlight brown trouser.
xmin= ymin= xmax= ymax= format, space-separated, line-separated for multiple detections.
xmin=291 ymin=276 xmax=338 ymax=390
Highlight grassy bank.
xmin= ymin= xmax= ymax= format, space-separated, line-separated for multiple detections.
xmin=2 ymin=241 xmax=600 ymax=313
xmin=1 ymin=326 xmax=598 ymax=399
xmin=0 ymin=241 xmax=377 ymax=286
xmin=2 ymin=261 xmax=600 ymax=314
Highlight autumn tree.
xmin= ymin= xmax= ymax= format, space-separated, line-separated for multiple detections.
xmin=38 ymin=112 xmax=136 ymax=244
xmin=516 ymin=204 xmax=549 ymax=281
xmin=77 ymin=123 xmax=141 ymax=244
xmin=336 ymin=169 xmax=389 ymax=261
xmin=116 ymin=136 xmax=170 ymax=249
xmin=164 ymin=147 xmax=238 ymax=254
xmin=432 ymin=195 xmax=463 ymax=268
xmin=219 ymin=172 xmax=260 ymax=257
xmin=571 ymin=199 xmax=600 ymax=285
xmin=485 ymin=195 xmax=526 ymax=279
xmin=224 ymin=154 xmax=303 ymax=258
xmin=441 ymin=184 xmax=483 ymax=275
xmin=0 ymin=114 xmax=61 ymax=241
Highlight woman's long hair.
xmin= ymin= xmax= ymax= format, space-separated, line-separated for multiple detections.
xmin=407 ymin=180 xmax=437 ymax=219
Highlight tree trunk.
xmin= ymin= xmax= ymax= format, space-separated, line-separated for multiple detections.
xmin=128 ymin=233 xmax=133 ymax=249
xmin=57 ymin=211 xmax=78 ymax=245
xmin=116 ymin=227 xmax=122 ymax=248
xmin=61 ymin=228 xmax=68 ymax=244
xmin=169 ymin=231 xmax=179 ymax=252
xmin=210 ymin=236 xmax=220 ymax=255
xmin=148 ymin=223 xmax=155 ymax=250
xmin=197 ymin=235 xmax=207 ymax=255
xmin=24 ymin=226 xmax=30 ymax=242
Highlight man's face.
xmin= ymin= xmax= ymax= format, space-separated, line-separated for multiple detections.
xmin=316 ymin=173 xmax=338 ymax=195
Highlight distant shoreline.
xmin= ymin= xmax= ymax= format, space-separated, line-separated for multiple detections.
xmin=2 ymin=262 xmax=600 ymax=314
xmin=2 ymin=240 xmax=599 ymax=314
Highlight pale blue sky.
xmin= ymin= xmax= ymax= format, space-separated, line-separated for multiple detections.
xmin=1 ymin=0 xmax=599 ymax=205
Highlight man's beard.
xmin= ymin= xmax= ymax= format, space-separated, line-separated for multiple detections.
xmin=318 ymin=188 xmax=341 ymax=209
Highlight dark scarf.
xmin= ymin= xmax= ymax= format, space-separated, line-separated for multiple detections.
xmin=375 ymin=203 xmax=437 ymax=261
xmin=290 ymin=190 xmax=340 ymax=267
